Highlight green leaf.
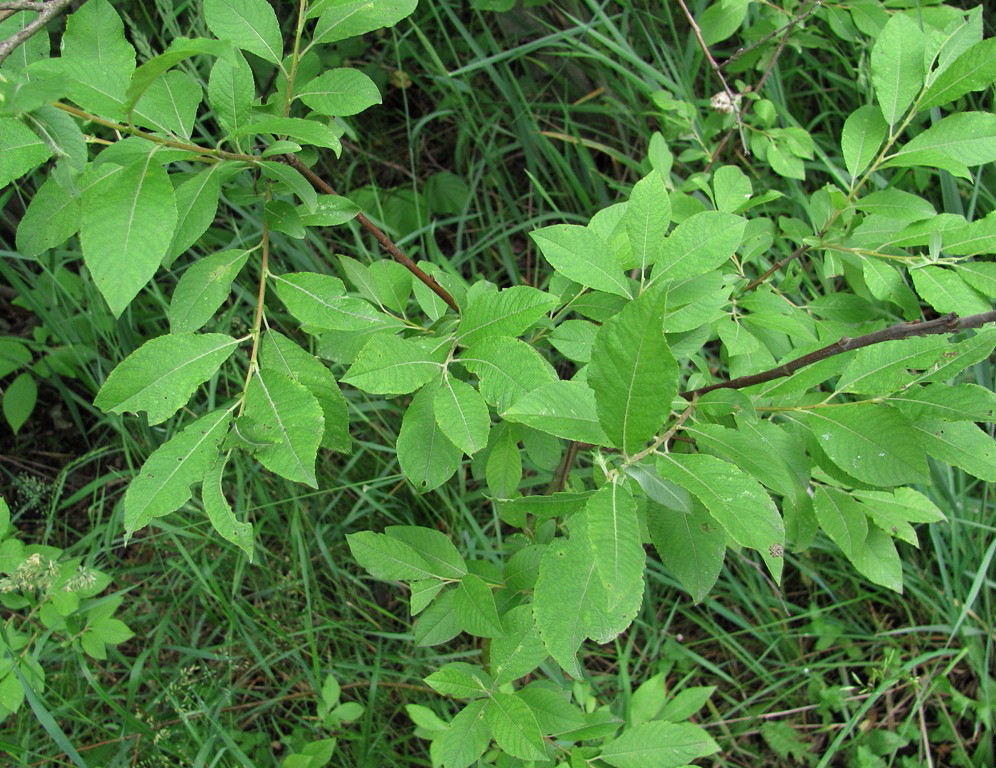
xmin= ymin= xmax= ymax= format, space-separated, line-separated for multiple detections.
xmin=685 ymin=420 xmax=804 ymax=502
xmin=425 ymin=662 xmax=493 ymax=699
xmin=834 ymin=335 xmax=950 ymax=396
xmin=453 ymin=573 xmax=503 ymax=637
xmin=911 ymin=266 xmax=990 ymax=315
xmin=627 ymin=673 xmax=667 ymax=725
xmin=94 ymin=333 xmax=238 ymax=424
xmin=659 ymin=686 xmax=716 ymax=723
xmin=125 ymin=37 xmax=236 ymax=109
xmin=0 ymin=117 xmax=52 ymax=187
xmin=14 ymin=175 xmax=80 ymax=257
xmin=485 ymin=423 xmax=521 ymax=499
xmin=588 ymin=286 xmax=676 ymax=453
xmin=296 ymin=69 xmax=382 ymax=117
xmin=270 ymin=270 xmax=341 ymax=309
xmin=0 ymin=11 xmax=49 ymax=73
xmin=530 ymin=224 xmax=632 ymax=298
xmin=384 ymin=526 xmax=466 ymax=579
xmin=438 ymin=699 xmax=490 ymax=768
xmin=911 ymin=419 xmax=996 ymax=482
xmin=890 ymin=383 xmax=996 ymax=423
xmin=133 ymin=70 xmax=202 ymax=139
xmin=406 ymin=703 xmax=447 ymax=732
xmin=260 ymin=331 xmax=350 ymax=453
xmin=626 ymin=170 xmax=670 ymax=269
xmin=852 ymin=525 xmax=903 ymax=593
xmin=123 ymin=408 xmax=232 ymax=537
xmin=853 ymin=189 xmax=935 ymax=222
xmin=342 ymin=335 xmax=444 ymax=394
xmin=346 ymin=531 xmax=435 ymax=581
xmin=957 ymin=261 xmax=996 ymax=295
xmin=854 ymin=487 xmax=944 ymax=546
xmin=300 ymin=195 xmax=360 ymax=226
xmin=497 ymin=492 xmax=592 ymax=528
xmin=646 ymin=500 xmax=725 ymax=604
xmin=485 ymin=692 xmax=547 ymax=762
xmin=259 ymin=160 xmax=318 ymax=209
xmin=945 ymin=213 xmax=996 ymax=257
xmin=459 ymin=336 xmax=557 ymax=411
xmin=870 ymin=13 xmax=925 ymax=126
xmin=656 ymin=453 xmax=784 ymax=582
xmin=885 ymin=112 xmax=996 ymax=176
xmin=170 ymin=250 xmax=249 ymax=333
xmin=202 ymin=455 xmax=254 ymax=560
xmin=841 ymin=104 xmax=888 ymax=180
xmin=549 ymin=319 xmax=597 ymax=363
xmin=80 ymin=157 xmax=178 ymax=317
xmin=272 ymin=272 xmax=402 ymax=332
xmin=242 ymin=368 xmax=323 ymax=487
xmin=397 ymin=381 xmax=463 ymax=492
xmin=712 ymin=164 xmax=753 ymax=214
xmin=310 ymin=0 xmax=419 ymax=43
xmin=648 ymin=211 xmax=746 ymax=286
xmin=921 ymin=37 xmax=996 ymax=108
xmin=50 ymin=0 xmax=135 ymax=116
xmin=204 ymin=0 xmax=283 ymax=64
xmin=208 ymin=51 xmax=254 ymax=139
xmin=533 ymin=531 xmax=613 ymax=678
xmin=518 ymin=685 xmax=586 ymax=734
xmin=585 ymin=483 xmax=644 ymax=611
xmin=814 ymin=486 xmax=867 ymax=559
xmin=24 ymin=105 xmax=86 ymax=173
xmin=2 ymin=372 xmax=36 ymax=434
xmin=910 ymin=328 xmax=996 ymax=387
xmin=800 ymin=405 xmax=928 ymax=486
xmin=698 ymin=0 xmax=748 ymax=45
xmin=434 ymin=377 xmax=490 ymax=456
xmin=599 ymin=721 xmax=720 ymax=768
xmin=0 ymin=338 xmax=31 ymax=379
xmin=415 ymin=589 xmax=462 ymax=646
xmin=409 ymin=579 xmax=444 ymax=615
xmin=489 ymin=604 xmax=548 ymax=685
xmin=457 ymin=285 xmax=557 ymax=346
xmin=503 ymin=380 xmax=608 ymax=445
xmin=167 ymin=165 xmax=223 ymax=262
xmin=265 ymin=199 xmax=305 ymax=239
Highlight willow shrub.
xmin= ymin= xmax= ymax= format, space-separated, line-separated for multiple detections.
xmin=1 ymin=1 xmax=995 ymax=765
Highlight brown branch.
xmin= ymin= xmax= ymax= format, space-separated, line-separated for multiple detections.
xmin=681 ymin=310 xmax=996 ymax=399
xmin=0 ymin=0 xmax=75 ymax=64
xmin=283 ymin=154 xmax=461 ymax=314
xmin=675 ymin=0 xmax=747 ymax=154
xmin=0 ymin=2 xmax=50 ymax=11
xmin=546 ymin=439 xmax=580 ymax=494
xmin=742 ymin=239 xmax=811 ymax=293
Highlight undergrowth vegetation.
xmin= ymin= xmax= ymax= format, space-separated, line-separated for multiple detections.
xmin=0 ymin=1 xmax=994 ymax=766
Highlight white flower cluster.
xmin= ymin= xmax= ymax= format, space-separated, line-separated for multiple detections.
xmin=710 ymin=90 xmax=743 ymax=114
xmin=0 ymin=553 xmax=96 ymax=595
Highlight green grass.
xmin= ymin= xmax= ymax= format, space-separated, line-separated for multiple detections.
xmin=1 ymin=0 xmax=994 ymax=766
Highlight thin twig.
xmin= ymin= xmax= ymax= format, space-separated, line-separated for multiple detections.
xmin=0 ymin=2 xmax=49 ymax=11
xmin=742 ymin=239 xmax=811 ymax=292
xmin=675 ymin=0 xmax=747 ymax=154
xmin=546 ymin=439 xmax=580 ymax=494
xmin=681 ymin=310 xmax=996 ymax=399
xmin=283 ymin=153 xmax=461 ymax=314
xmin=704 ymin=1 xmax=817 ymax=172
xmin=722 ymin=1 xmax=821 ymax=68
xmin=0 ymin=0 xmax=74 ymax=64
